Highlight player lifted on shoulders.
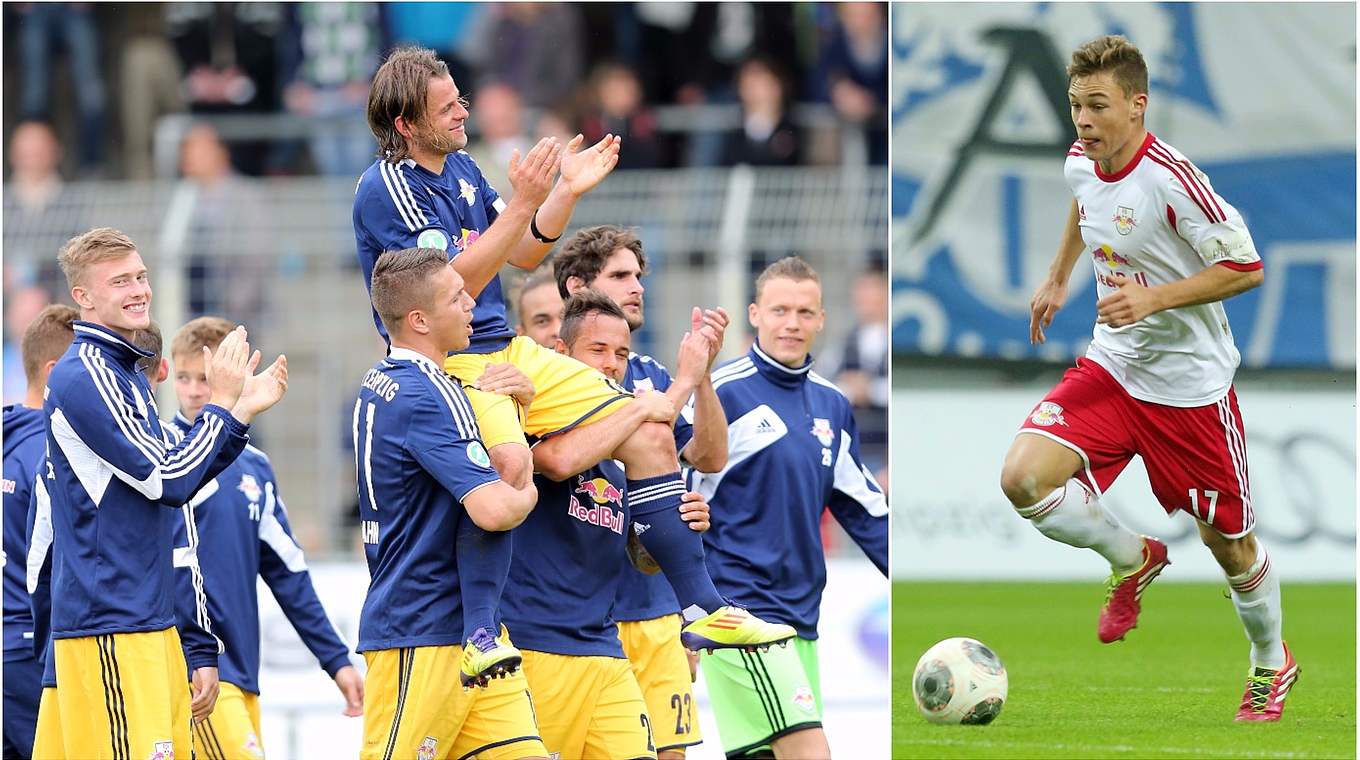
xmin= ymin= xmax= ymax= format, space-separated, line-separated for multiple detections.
xmin=354 ymin=248 xmax=545 ymax=760
xmin=693 ymin=257 xmax=888 ymax=760
xmin=353 ymin=48 xmax=793 ymax=682
xmin=553 ymin=226 xmax=730 ymax=758
xmin=998 ymin=35 xmax=1291 ymax=722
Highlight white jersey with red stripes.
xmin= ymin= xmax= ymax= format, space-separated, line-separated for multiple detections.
xmin=1064 ymin=132 xmax=1263 ymax=407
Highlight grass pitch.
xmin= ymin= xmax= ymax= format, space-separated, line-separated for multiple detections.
xmin=893 ymin=582 xmax=1355 ymax=758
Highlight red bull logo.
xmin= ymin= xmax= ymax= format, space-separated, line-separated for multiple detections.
xmin=571 ymin=476 xmax=625 ymax=534
xmin=1093 ymin=244 xmax=1131 ymax=269
xmin=457 ymin=227 xmax=482 ymax=253
xmin=149 ymin=740 xmax=175 ymax=760
xmin=417 ymin=736 xmax=438 ymax=760
xmin=1112 ymin=205 xmax=1137 ymax=235
xmin=1029 ymin=402 xmax=1068 ymax=427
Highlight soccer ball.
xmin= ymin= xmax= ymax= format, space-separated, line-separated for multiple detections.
xmin=912 ymin=637 xmax=1008 ymax=725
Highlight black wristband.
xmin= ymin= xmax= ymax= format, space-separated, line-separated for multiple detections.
xmin=530 ymin=210 xmax=562 ymax=244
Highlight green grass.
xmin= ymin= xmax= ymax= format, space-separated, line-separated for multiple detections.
xmin=893 ymin=582 xmax=1355 ymax=759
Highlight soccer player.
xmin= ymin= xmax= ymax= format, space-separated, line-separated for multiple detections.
xmin=693 ymin=257 xmax=888 ymax=760
xmin=166 ymin=316 xmax=364 ymax=757
xmin=514 ymin=266 xmax=563 ymax=349
xmin=3 ymin=305 xmax=77 ymax=759
xmin=554 ymin=225 xmax=731 ymax=757
xmin=40 ymin=227 xmax=287 ymax=757
xmin=353 ymin=46 xmax=794 ymax=670
xmin=998 ymin=35 xmax=1289 ymax=722
xmin=501 ymin=290 xmax=713 ymax=760
xmin=355 ymin=247 xmax=546 ymax=760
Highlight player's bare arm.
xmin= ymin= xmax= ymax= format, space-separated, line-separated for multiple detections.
xmin=474 ymin=362 xmax=537 ymax=409
xmin=450 ymin=136 xmax=562 ymax=297
xmin=1096 ymin=264 xmax=1264 ymax=328
xmin=532 ymin=390 xmax=674 ymax=482
xmin=462 ymin=477 xmax=539 ymax=532
xmin=678 ymin=307 xmax=730 ymax=473
xmin=1030 ymin=199 xmax=1087 ymax=344
xmin=506 ymin=133 xmax=624 ymax=270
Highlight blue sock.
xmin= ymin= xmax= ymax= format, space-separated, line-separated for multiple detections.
xmin=628 ymin=472 xmax=726 ymax=614
xmin=455 ymin=513 xmax=512 ymax=641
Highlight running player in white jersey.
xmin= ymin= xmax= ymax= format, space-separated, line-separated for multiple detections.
xmin=998 ymin=35 xmax=1294 ymax=722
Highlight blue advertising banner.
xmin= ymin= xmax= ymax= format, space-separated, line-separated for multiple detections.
xmin=891 ymin=3 xmax=1356 ymax=368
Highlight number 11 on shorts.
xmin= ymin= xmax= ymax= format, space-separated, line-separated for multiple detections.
xmin=1189 ymin=488 xmax=1219 ymax=524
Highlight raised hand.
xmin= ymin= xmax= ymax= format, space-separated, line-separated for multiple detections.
xmin=675 ymin=328 xmax=710 ymax=389
xmin=633 ymin=389 xmax=675 ymax=423
xmin=695 ymin=306 xmax=729 ymax=368
xmin=205 ymin=326 xmax=250 ymax=411
xmin=232 ymin=354 xmax=288 ymax=423
xmin=509 ymin=137 xmax=562 ymax=209
xmin=559 ymin=133 xmax=622 ymax=198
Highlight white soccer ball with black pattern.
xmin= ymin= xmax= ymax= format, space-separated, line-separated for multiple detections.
xmin=912 ymin=637 xmax=1008 ymax=725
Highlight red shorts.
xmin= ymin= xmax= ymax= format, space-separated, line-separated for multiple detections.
xmin=1017 ymin=358 xmax=1254 ymax=538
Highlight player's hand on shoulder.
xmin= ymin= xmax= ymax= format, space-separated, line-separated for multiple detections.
xmin=190 ymin=665 xmax=220 ymax=724
xmin=679 ymin=491 xmax=710 ymax=533
xmin=508 ymin=136 xmax=561 ymax=209
xmin=560 ymin=133 xmax=623 ymax=198
xmin=334 ymin=664 xmax=364 ymax=717
xmin=475 ymin=362 xmax=536 ymax=408
xmin=634 ymin=389 xmax=675 ymax=423
xmin=1029 ymin=278 xmax=1068 ymax=344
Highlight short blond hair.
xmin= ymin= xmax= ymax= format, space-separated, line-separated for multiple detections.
xmin=57 ymin=227 xmax=140 ymax=289
xmin=170 ymin=316 xmax=235 ymax=362
xmin=754 ymin=256 xmax=821 ymax=301
xmin=21 ymin=304 xmax=78 ymax=384
xmin=1067 ymin=35 xmax=1148 ymax=97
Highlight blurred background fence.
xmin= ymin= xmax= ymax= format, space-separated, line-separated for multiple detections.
xmin=890 ymin=2 xmax=1356 ymax=582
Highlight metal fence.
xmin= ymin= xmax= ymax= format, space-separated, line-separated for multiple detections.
xmin=4 ymin=166 xmax=887 ymax=555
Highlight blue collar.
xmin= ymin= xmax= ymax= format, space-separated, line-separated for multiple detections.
xmin=72 ymin=321 xmax=153 ymax=363
xmin=749 ymin=340 xmax=813 ymax=389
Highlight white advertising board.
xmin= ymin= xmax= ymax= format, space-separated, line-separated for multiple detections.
xmin=892 ymin=387 xmax=1355 ymax=581
xmin=252 ymin=558 xmax=888 ymax=759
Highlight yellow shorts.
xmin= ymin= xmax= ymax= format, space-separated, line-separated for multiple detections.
xmin=445 ymin=336 xmax=632 ymax=449
xmin=52 ymin=627 xmax=191 ymax=760
xmin=31 ymin=687 xmax=63 ymax=760
xmin=194 ymin=681 xmax=264 ymax=759
xmin=362 ymin=638 xmax=545 ymax=760
xmin=520 ymin=649 xmax=656 ymax=760
xmin=618 ymin=615 xmax=702 ymax=753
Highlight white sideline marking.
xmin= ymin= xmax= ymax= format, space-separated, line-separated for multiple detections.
xmin=895 ymin=738 xmax=1320 ymax=758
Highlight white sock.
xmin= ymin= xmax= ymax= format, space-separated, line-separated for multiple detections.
xmin=1227 ymin=542 xmax=1285 ymax=670
xmin=1019 ymin=480 xmax=1145 ymax=574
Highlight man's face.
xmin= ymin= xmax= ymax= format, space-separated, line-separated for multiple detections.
xmin=173 ymin=350 xmax=211 ymax=421
xmin=581 ymin=249 xmax=645 ymax=331
xmin=72 ymin=251 xmax=152 ymax=338
xmin=414 ymin=75 xmax=470 ymax=155
xmin=558 ymin=312 xmax=631 ymax=383
xmin=426 ymin=263 xmax=476 ymax=352
xmin=748 ymin=277 xmax=825 ymax=368
xmin=517 ymin=282 xmax=563 ymax=348
xmin=1068 ymin=71 xmax=1146 ymax=165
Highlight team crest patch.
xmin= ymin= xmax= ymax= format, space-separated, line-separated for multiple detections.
xmin=1030 ymin=402 xmax=1068 ymax=427
xmin=243 ymin=731 xmax=264 ymax=759
xmin=237 ymin=473 xmax=262 ymax=503
xmin=417 ymin=228 xmax=449 ymax=251
xmin=458 ymin=177 xmax=479 ymax=206
xmin=791 ymin=686 xmax=817 ymax=715
xmin=1113 ymin=206 xmax=1137 ymax=236
xmin=148 ymin=740 xmax=174 ymax=760
xmin=417 ymin=736 xmax=438 ymax=760
xmin=467 ymin=441 xmax=491 ymax=468
xmin=811 ymin=418 xmax=835 ymax=447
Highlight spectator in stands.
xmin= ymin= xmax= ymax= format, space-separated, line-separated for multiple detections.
xmin=167 ymin=2 xmax=285 ymax=174
xmin=813 ymin=2 xmax=889 ymax=164
xmin=119 ymin=4 xmax=187 ymax=179
xmin=15 ymin=2 xmax=107 ymax=173
xmin=280 ymin=3 xmax=385 ymax=177
xmin=723 ymin=57 xmax=801 ymax=167
xmin=463 ymin=3 xmax=584 ymax=110
xmin=382 ymin=2 xmax=484 ymax=80
xmin=830 ymin=266 xmax=890 ymax=474
xmin=178 ymin=124 xmax=269 ymax=324
xmin=464 ymin=82 xmax=530 ymax=196
xmin=2 ymin=121 xmax=84 ymax=298
xmin=581 ymin=62 xmax=664 ymax=170
xmin=2 ymin=282 xmax=52 ymax=405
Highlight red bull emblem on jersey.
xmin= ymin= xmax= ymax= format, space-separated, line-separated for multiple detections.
xmin=791 ymin=686 xmax=817 ymax=715
xmin=417 ymin=736 xmax=438 ymax=760
xmin=149 ymin=740 xmax=175 ymax=760
xmin=1093 ymin=244 xmax=1132 ymax=269
xmin=1030 ymin=402 xmax=1068 ymax=427
xmin=237 ymin=473 xmax=261 ymax=503
xmin=1113 ymin=206 xmax=1137 ymax=235
xmin=457 ymin=177 xmax=478 ymax=206
xmin=571 ymin=475 xmax=625 ymax=534
xmin=811 ymin=418 xmax=835 ymax=447
xmin=456 ymin=227 xmax=481 ymax=253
